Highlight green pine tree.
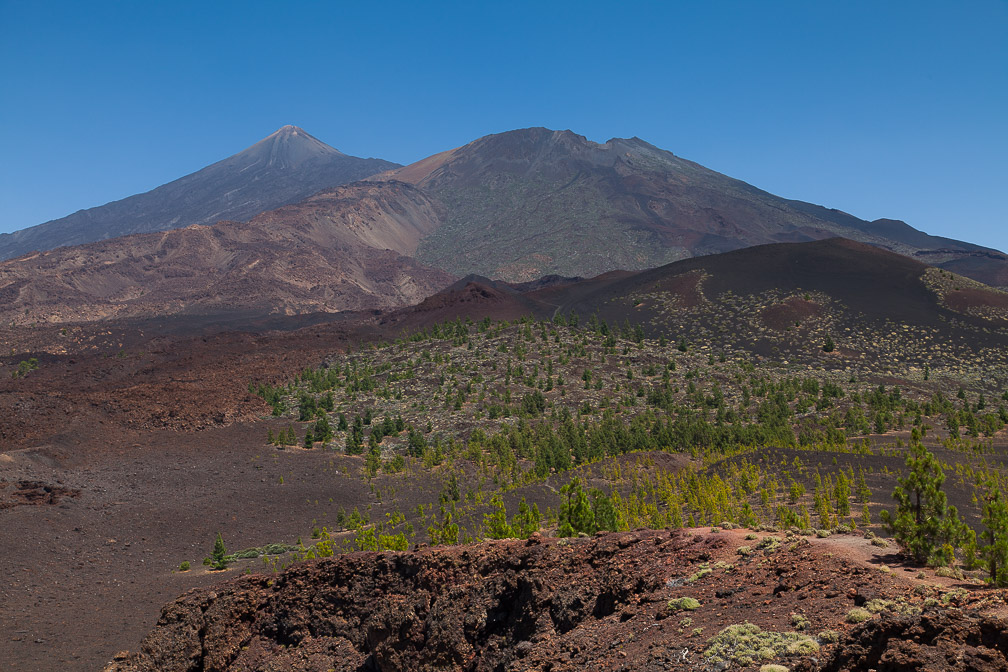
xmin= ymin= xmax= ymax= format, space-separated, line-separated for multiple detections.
xmin=559 ymin=478 xmax=595 ymax=537
xmin=484 ymin=494 xmax=514 ymax=539
xmin=591 ymin=488 xmax=619 ymax=532
xmin=211 ymin=532 xmax=228 ymax=570
xmin=880 ymin=442 xmax=962 ymax=565
xmin=981 ymin=484 xmax=1008 ymax=586
xmin=510 ymin=498 xmax=542 ymax=539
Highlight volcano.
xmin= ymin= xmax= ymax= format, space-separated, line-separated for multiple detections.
xmin=0 ymin=126 xmax=399 ymax=261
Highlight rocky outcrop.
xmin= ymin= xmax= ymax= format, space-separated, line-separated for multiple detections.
xmin=814 ymin=609 xmax=1008 ymax=672
xmin=107 ymin=528 xmax=1008 ymax=672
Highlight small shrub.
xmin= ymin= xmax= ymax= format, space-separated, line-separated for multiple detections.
xmin=178 ymin=561 xmax=190 ymax=572
xmin=704 ymin=622 xmax=818 ymax=667
xmin=846 ymin=607 xmax=871 ymax=624
xmin=229 ymin=548 xmax=262 ymax=560
xmin=668 ymin=597 xmax=701 ymax=611
xmin=871 ymin=537 xmax=889 ymax=547
xmin=790 ymin=613 xmax=810 ymax=631
xmin=687 ymin=567 xmax=712 ymax=583
xmin=11 ymin=358 xmax=39 ymax=379
xmin=817 ymin=630 xmax=839 ymax=643
xmin=864 ymin=599 xmax=891 ymax=614
xmin=935 ymin=566 xmax=963 ymax=579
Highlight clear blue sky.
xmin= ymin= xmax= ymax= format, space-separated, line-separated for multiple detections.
xmin=2 ymin=0 xmax=1006 ymax=252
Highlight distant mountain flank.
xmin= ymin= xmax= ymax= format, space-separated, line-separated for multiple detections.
xmin=0 ymin=126 xmax=400 ymax=261
xmin=378 ymin=127 xmax=1006 ymax=286
xmin=0 ymin=181 xmax=451 ymax=324
xmin=2 ymin=124 xmax=1005 ymax=327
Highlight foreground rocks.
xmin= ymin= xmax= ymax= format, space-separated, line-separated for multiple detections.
xmin=812 ymin=609 xmax=1008 ymax=672
xmin=108 ymin=529 xmax=1008 ymax=672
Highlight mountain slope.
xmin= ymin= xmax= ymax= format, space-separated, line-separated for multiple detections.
xmin=381 ymin=127 xmax=1006 ymax=285
xmin=377 ymin=238 xmax=1007 ymax=376
xmin=0 ymin=126 xmax=399 ymax=261
xmin=0 ymin=181 xmax=452 ymax=324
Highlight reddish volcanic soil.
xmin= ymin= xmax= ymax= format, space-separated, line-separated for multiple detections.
xmin=107 ymin=528 xmax=1008 ymax=672
xmin=1 ymin=259 xmax=1007 ymax=671
xmin=761 ymin=297 xmax=823 ymax=331
xmin=0 ymin=419 xmax=390 ymax=672
xmin=0 ymin=316 xmax=379 ymax=671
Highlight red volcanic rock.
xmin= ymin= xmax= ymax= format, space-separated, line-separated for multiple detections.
xmin=811 ymin=609 xmax=1008 ymax=672
xmin=106 ymin=530 xmax=1008 ymax=672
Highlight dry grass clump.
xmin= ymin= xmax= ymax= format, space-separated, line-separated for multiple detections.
xmin=668 ymin=596 xmax=701 ymax=611
xmin=705 ymin=622 xmax=819 ymax=668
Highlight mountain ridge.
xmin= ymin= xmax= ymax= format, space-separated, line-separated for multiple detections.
xmin=0 ymin=126 xmax=400 ymax=261
xmin=378 ymin=127 xmax=1005 ymax=286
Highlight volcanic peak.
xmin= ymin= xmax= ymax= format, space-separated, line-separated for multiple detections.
xmin=239 ymin=124 xmax=347 ymax=169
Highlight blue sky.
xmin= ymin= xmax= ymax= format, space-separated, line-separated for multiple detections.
xmin=2 ymin=0 xmax=1006 ymax=252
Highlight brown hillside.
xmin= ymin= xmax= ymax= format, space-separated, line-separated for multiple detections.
xmin=0 ymin=181 xmax=453 ymax=324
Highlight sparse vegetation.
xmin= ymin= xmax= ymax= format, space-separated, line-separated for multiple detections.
xmin=846 ymin=607 xmax=871 ymax=623
xmin=704 ymin=622 xmax=819 ymax=667
xmin=11 ymin=357 xmax=38 ymax=379
xmin=668 ymin=597 xmax=700 ymax=611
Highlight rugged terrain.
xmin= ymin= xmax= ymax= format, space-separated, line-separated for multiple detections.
xmin=3 ymin=126 xmax=1006 ymax=335
xmin=0 ymin=181 xmax=452 ymax=325
xmin=2 ymin=239 xmax=1008 ymax=672
xmin=109 ymin=529 xmax=1008 ymax=672
xmin=0 ymin=126 xmax=399 ymax=261
xmin=379 ymin=127 xmax=1008 ymax=285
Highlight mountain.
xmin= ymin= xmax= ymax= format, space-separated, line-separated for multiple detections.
xmin=0 ymin=181 xmax=452 ymax=324
xmin=380 ymin=127 xmax=1007 ymax=286
xmin=0 ymin=126 xmax=400 ymax=261
xmin=380 ymin=238 xmax=1008 ymax=374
